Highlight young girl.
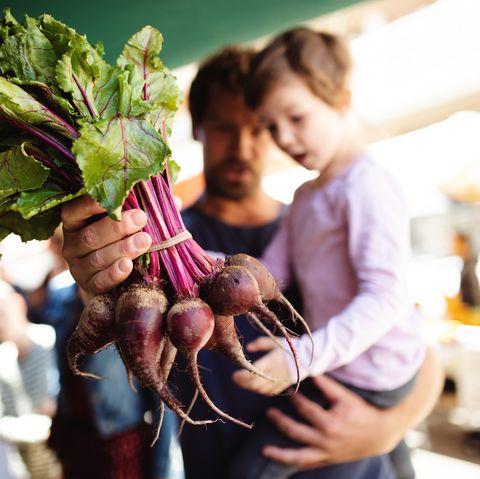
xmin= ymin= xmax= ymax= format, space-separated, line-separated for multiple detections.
xmin=231 ymin=28 xmax=425 ymax=479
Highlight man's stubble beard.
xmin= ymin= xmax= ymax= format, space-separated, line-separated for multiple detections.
xmin=204 ymin=170 xmax=262 ymax=200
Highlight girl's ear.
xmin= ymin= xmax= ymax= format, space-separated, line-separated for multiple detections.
xmin=336 ymin=88 xmax=352 ymax=112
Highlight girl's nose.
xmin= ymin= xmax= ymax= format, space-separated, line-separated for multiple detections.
xmin=274 ymin=124 xmax=295 ymax=151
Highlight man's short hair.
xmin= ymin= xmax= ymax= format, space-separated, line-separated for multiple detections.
xmin=188 ymin=46 xmax=256 ymax=128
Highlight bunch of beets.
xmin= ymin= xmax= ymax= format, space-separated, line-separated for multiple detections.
xmin=0 ymin=10 xmax=310 ymax=442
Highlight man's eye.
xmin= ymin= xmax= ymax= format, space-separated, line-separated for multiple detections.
xmin=251 ymin=125 xmax=266 ymax=137
xmin=213 ymin=125 xmax=230 ymax=133
xmin=206 ymin=122 xmax=231 ymax=134
xmin=266 ymin=124 xmax=277 ymax=135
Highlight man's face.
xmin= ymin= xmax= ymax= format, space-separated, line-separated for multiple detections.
xmin=195 ymin=86 xmax=276 ymax=199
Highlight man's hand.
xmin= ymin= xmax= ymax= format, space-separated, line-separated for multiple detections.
xmin=261 ymin=375 xmax=398 ymax=470
xmin=61 ymin=196 xmax=151 ymax=298
xmin=259 ymin=347 xmax=443 ymax=471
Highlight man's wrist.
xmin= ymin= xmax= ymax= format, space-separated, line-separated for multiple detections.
xmin=373 ymin=406 xmax=406 ymax=454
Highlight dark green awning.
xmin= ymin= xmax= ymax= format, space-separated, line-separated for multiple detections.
xmin=6 ymin=0 xmax=364 ymax=68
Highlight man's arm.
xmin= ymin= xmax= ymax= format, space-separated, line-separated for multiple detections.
xmin=262 ymin=347 xmax=444 ymax=470
xmin=61 ymin=196 xmax=151 ymax=300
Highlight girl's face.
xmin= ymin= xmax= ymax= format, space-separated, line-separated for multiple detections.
xmin=257 ymin=74 xmax=347 ymax=171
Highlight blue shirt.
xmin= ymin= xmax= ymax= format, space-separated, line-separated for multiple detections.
xmin=175 ymin=205 xmax=288 ymax=479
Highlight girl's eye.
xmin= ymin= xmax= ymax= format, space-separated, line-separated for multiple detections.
xmin=290 ymin=115 xmax=304 ymax=124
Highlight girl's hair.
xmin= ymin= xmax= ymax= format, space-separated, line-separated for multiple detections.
xmin=245 ymin=27 xmax=352 ymax=109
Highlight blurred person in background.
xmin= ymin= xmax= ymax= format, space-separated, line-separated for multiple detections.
xmin=453 ymin=231 xmax=480 ymax=308
xmin=0 ymin=439 xmax=13 ymax=479
xmin=59 ymin=45 xmax=444 ymax=479
xmin=25 ymin=233 xmax=181 ymax=479
xmin=0 ymin=279 xmax=61 ymax=478
xmin=26 ymin=227 xmax=70 ymax=326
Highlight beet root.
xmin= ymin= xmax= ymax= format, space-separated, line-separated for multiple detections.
xmin=225 ymin=254 xmax=278 ymax=301
xmin=201 ymin=265 xmax=263 ymax=316
xmin=226 ymin=253 xmax=314 ymax=363
xmin=168 ymin=299 xmax=252 ymax=429
xmin=68 ymin=293 xmax=116 ymax=380
xmin=202 ymin=264 xmax=300 ymax=390
xmin=206 ymin=315 xmax=282 ymax=381
xmin=116 ymin=284 xmax=214 ymax=443
xmin=248 ymin=304 xmax=301 ymax=392
xmin=160 ymin=337 xmax=177 ymax=381
xmin=115 ymin=284 xmax=168 ymax=389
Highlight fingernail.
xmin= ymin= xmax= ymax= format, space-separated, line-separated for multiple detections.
xmin=133 ymin=232 xmax=149 ymax=250
xmin=132 ymin=210 xmax=146 ymax=227
xmin=119 ymin=258 xmax=131 ymax=273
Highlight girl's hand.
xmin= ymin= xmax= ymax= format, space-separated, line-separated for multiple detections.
xmin=232 ymin=337 xmax=293 ymax=395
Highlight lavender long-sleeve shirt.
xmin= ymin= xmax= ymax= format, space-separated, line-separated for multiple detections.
xmin=263 ymin=157 xmax=425 ymax=390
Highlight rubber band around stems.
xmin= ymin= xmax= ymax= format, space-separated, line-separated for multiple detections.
xmin=148 ymin=230 xmax=193 ymax=252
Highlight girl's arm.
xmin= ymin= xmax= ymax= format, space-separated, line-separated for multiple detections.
xmin=288 ymin=167 xmax=416 ymax=380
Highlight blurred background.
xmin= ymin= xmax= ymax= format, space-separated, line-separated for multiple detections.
xmin=2 ymin=0 xmax=480 ymax=477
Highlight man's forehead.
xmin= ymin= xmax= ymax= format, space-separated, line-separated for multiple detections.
xmin=203 ymin=85 xmax=257 ymax=119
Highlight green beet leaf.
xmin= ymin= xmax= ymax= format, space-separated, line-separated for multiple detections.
xmin=0 ymin=143 xmax=49 ymax=200
xmin=0 ymin=15 xmax=57 ymax=85
xmin=17 ymin=183 xmax=84 ymax=219
xmin=0 ymin=195 xmax=16 ymax=215
xmin=0 ymin=208 xmax=60 ymax=242
xmin=15 ymin=80 xmax=76 ymax=123
xmin=56 ymin=49 xmax=123 ymax=120
xmin=0 ymin=77 xmax=78 ymax=140
xmin=73 ymin=116 xmax=170 ymax=219
xmin=0 ymin=11 xmax=181 ymax=244
xmin=117 ymin=26 xmax=181 ymax=128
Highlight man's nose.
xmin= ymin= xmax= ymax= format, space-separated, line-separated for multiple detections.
xmin=231 ymin=129 xmax=253 ymax=160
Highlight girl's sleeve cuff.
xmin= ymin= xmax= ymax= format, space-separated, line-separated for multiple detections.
xmin=281 ymin=335 xmax=315 ymax=384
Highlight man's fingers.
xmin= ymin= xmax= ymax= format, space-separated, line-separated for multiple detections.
xmin=85 ymin=258 xmax=133 ymax=295
xmin=290 ymin=392 xmax=333 ymax=431
xmin=311 ymin=375 xmax=353 ymax=404
xmin=266 ymin=408 xmax=323 ymax=446
xmin=61 ymin=195 xmax=106 ymax=232
xmin=71 ymin=232 xmax=152 ymax=285
xmin=63 ymin=209 xmax=148 ymax=258
xmin=262 ymin=445 xmax=327 ymax=469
